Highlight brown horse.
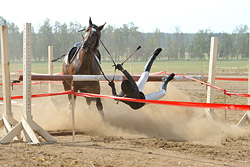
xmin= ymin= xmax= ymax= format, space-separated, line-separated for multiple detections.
xmin=62 ymin=17 xmax=106 ymax=117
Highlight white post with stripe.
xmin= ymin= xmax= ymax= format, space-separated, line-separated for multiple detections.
xmin=237 ymin=33 xmax=250 ymax=126
xmin=0 ymin=23 xmax=56 ymax=144
xmin=205 ymin=37 xmax=219 ymax=120
xmin=23 ymin=23 xmax=32 ymax=121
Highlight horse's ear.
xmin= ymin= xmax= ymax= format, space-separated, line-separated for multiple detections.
xmin=99 ymin=22 xmax=106 ymax=31
xmin=89 ymin=17 xmax=93 ymax=26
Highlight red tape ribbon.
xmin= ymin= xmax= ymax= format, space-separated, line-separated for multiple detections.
xmin=164 ymin=72 xmax=250 ymax=98
xmin=215 ymin=77 xmax=248 ymax=81
xmin=1 ymin=90 xmax=250 ymax=111
xmin=0 ymin=90 xmax=73 ymax=101
xmin=74 ymin=92 xmax=250 ymax=111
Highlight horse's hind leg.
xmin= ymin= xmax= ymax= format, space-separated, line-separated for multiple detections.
xmin=96 ymin=98 xmax=104 ymax=118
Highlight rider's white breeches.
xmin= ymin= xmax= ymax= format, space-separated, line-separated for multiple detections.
xmin=144 ymin=89 xmax=166 ymax=100
xmin=137 ymin=71 xmax=166 ymax=100
xmin=137 ymin=71 xmax=149 ymax=91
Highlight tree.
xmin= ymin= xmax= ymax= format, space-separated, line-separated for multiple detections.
xmin=53 ymin=22 xmax=70 ymax=57
xmin=8 ymin=22 xmax=22 ymax=61
xmin=3 ymin=17 xmax=250 ymax=62
xmin=218 ymin=33 xmax=233 ymax=60
xmin=127 ymin=23 xmax=143 ymax=61
xmin=143 ymin=33 xmax=156 ymax=61
xmin=100 ymin=25 xmax=115 ymax=61
xmin=189 ymin=29 xmax=212 ymax=60
xmin=0 ymin=17 xmax=22 ymax=62
xmin=37 ymin=18 xmax=53 ymax=61
xmin=233 ymin=25 xmax=249 ymax=60
xmin=68 ymin=21 xmax=82 ymax=44
xmin=0 ymin=16 xmax=7 ymax=25
xmin=165 ymin=35 xmax=176 ymax=60
xmin=113 ymin=27 xmax=127 ymax=61
xmin=179 ymin=33 xmax=186 ymax=60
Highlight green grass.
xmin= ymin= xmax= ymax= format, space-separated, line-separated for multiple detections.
xmin=0 ymin=60 xmax=248 ymax=75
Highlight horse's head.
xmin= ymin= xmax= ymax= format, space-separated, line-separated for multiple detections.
xmin=82 ymin=17 xmax=106 ymax=50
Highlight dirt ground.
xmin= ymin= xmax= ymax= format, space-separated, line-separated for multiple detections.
xmin=1 ymin=72 xmax=250 ymax=167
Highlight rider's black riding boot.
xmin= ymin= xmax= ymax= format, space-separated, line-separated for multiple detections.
xmin=144 ymin=48 xmax=162 ymax=72
xmin=161 ymin=73 xmax=175 ymax=91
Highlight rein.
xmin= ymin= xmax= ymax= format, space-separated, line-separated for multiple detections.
xmin=98 ymin=40 xmax=141 ymax=83
xmin=90 ymin=50 xmax=115 ymax=82
xmin=99 ymin=39 xmax=116 ymax=67
xmin=98 ymin=39 xmax=118 ymax=82
xmin=80 ymin=27 xmax=116 ymax=83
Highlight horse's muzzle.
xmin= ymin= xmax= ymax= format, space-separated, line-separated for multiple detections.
xmin=82 ymin=40 xmax=95 ymax=50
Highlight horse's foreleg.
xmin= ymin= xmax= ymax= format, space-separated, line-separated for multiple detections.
xmin=67 ymin=91 xmax=77 ymax=114
xmin=79 ymin=89 xmax=91 ymax=110
xmin=96 ymin=98 xmax=104 ymax=118
xmin=67 ymin=94 xmax=74 ymax=113
xmin=63 ymin=81 xmax=76 ymax=114
xmin=63 ymin=81 xmax=73 ymax=113
xmin=86 ymin=97 xmax=91 ymax=110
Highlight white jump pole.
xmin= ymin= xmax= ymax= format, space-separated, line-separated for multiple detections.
xmin=0 ymin=23 xmax=56 ymax=144
xmin=19 ymin=74 xmax=207 ymax=82
xmin=205 ymin=37 xmax=219 ymax=120
xmin=237 ymin=33 xmax=250 ymax=126
xmin=0 ymin=25 xmax=19 ymax=139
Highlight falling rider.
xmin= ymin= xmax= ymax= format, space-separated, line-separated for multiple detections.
xmin=108 ymin=48 xmax=175 ymax=110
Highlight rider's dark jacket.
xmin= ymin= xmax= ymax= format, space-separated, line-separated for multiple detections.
xmin=110 ymin=69 xmax=145 ymax=110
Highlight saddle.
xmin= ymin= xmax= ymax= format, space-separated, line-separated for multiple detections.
xmin=67 ymin=42 xmax=82 ymax=64
xmin=67 ymin=42 xmax=101 ymax=64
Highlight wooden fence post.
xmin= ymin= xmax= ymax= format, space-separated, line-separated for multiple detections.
xmin=205 ymin=37 xmax=219 ymax=120
xmin=48 ymin=46 xmax=53 ymax=93
xmin=0 ymin=23 xmax=56 ymax=144
xmin=0 ymin=25 xmax=12 ymax=117
xmin=0 ymin=25 xmax=19 ymax=141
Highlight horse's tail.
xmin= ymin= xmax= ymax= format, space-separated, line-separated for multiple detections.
xmin=52 ymin=54 xmax=66 ymax=62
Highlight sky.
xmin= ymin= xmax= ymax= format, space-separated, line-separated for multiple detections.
xmin=1 ymin=0 xmax=249 ymax=33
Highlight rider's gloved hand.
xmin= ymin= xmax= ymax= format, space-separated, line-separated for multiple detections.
xmin=115 ymin=64 xmax=123 ymax=71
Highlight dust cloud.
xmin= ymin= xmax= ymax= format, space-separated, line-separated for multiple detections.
xmin=23 ymin=82 xmax=250 ymax=142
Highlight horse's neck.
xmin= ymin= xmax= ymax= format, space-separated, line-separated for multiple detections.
xmin=81 ymin=48 xmax=98 ymax=61
xmin=80 ymin=49 xmax=99 ymax=74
